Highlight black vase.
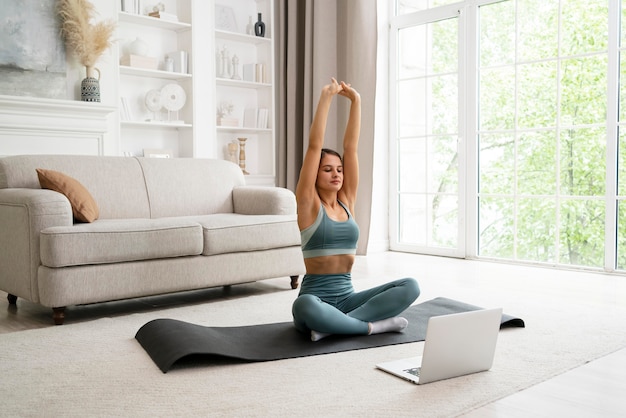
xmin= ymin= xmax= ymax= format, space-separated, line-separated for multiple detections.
xmin=254 ymin=13 xmax=265 ymax=37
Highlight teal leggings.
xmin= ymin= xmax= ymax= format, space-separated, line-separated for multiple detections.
xmin=292 ymin=274 xmax=420 ymax=335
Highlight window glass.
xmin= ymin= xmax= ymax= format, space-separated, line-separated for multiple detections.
xmin=518 ymin=0 xmax=558 ymax=61
xmin=477 ymin=0 xmax=608 ymax=268
xmin=395 ymin=16 xmax=460 ymax=251
xmin=478 ymin=133 xmax=515 ymax=195
xmin=392 ymin=0 xmax=617 ymax=270
xmin=517 ymin=130 xmax=557 ymax=196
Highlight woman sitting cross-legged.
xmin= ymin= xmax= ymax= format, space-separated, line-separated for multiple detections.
xmin=292 ymin=78 xmax=420 ymax=342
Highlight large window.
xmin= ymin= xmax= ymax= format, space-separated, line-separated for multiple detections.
xmin=391 ymin=0 xmax=625 ymax=272
xmin=478 ymin=0 xmax=608 ymax=267
xmin=390 ymin=8 xmax=463 ymax=257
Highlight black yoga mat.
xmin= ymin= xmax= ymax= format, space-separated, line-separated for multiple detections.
xmin=136 ymin=297 xmax=524 ymax=373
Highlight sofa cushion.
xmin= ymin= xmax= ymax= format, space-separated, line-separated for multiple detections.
xmin=40 ymin=218 xmax=203 ymax=268
xmin=0 ymin=155 xmax=151 ymax=219
xmin=188 ymin=214 xmax=301 ymax=256
xmin=137 ymin=158 xmax=245 ymax=218
xmin=36 ymin=168 xmax=99 ymax=223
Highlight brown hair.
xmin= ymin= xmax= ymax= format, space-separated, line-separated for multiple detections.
xmin=321 ymin=148 xmax=342 ymax=162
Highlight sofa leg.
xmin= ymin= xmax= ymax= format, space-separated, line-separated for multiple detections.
xmin=7 ymin=294 xmax=17 ymax=305
xmin=290 ymin=275 xmax=299 ymax=289
xmin=52 ymin=307 xmax=66 ymax=325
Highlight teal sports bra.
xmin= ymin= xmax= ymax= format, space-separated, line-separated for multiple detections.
xmin=300 ymin=201 xmax=359 ymax=259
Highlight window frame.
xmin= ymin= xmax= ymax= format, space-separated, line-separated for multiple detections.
xmin=389 ymin=0 xmax=624 ymax=273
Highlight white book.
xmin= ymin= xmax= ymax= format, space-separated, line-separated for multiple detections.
xmin=242 ymin=64 xmax=255 ymax=82
xmin=258 ymin=108 xmax=268 ymax=129
xmin=255 ymin=63 xmax=265 ymax=83
xmin=243 ymin=108 xmax=258 ymax=128
xmin=120 ymin=97 xmax=133 ymax=121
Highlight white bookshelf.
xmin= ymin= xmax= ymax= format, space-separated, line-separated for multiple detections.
xmin=116 ymin=0 xmax=210 ymax=158
xmin=211 ymin=0 xmax=276 ymax=186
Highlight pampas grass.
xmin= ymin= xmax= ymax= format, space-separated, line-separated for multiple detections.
xmin=57 ymin=0 xmax=115 ymax=68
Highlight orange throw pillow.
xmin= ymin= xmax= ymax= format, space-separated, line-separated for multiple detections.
xmin=36 ymin=168 xmax=100 ymax=223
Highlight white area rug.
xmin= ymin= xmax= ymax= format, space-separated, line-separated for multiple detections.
xmin=1 ymin=253 xmax=625 ymax=417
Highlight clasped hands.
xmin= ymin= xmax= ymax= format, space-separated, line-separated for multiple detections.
xmin=323 ymin=77 xmax=360 ymax=102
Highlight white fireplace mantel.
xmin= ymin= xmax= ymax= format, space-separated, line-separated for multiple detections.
xmin=0 ymin=95 xmax=116 ymax=156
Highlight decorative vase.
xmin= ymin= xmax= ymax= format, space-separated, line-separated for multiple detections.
xmin=227 ymin=142 xmax=239 ymax=164
xmin=254 ymin=13 xmax=265 ymax=37
xmin=129 ymin=37 xmax=149 ymax=56
xmin=164 ymin=57 xmax=174 ymax=72
xmin=246 ymin=16 xmax=254 ymax=36
xmin=81 ymin=66 xmax=101 ymax=102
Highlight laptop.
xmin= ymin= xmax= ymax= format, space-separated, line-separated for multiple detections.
xmin=376 ymin=308 xmax=503 ymax=384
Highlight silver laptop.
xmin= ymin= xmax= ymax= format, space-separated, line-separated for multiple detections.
xmin=376 ymin=308 xmax=502 ymax=384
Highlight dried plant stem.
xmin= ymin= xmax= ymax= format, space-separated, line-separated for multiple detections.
xmin=57 ymin=0 xmax=115 ymax=67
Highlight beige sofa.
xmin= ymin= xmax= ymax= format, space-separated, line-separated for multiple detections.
xmin=0 ymin=155 xmax=305 ymax=324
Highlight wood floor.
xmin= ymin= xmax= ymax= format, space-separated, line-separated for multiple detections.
xmin=1 ymin=251 xmax=625 ymax=417
xmin=460 ymin=347 xmax=626 ymax=417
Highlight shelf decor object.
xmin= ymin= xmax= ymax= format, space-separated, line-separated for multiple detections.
xmin=120 ymin=54 xmax=158 ymax=70
xmin=227 ymin=142 xmax=239 ymax=164
xmin=166 ymin=50 xmax=188 ymax=74
xmin=238 ymin=137 xmax=249 ymax=174
xmin=219 ymin=45 xmax=231 ymax=78
xmin=161 ymin=83 xmax=186 ymax=124
xmin=143 ymin=148 xmax=173 ymax=158
xmin=58 ymin=0 xmax=115 ymax=102
xmin=144 ymin=89 xmax=162 ymax=121
xmin=217 ymin=101 xmax=237 ymax=126
xmin=129 ymin=37 xmax=149 ymax=55
xmin=148 ymin=2 xmax=179 ymax=21
xmin=215 ymin=5 xmax=237 ymax=32
xmin=81 ymin=66 xmax=101 ymax=102
xmin=254 ymin=13 xmax=265 ymax=37
xmin=246 ymin=16 xmax=254 ymax=35
xmin=231 ymin=54 xmax=241 ymax=80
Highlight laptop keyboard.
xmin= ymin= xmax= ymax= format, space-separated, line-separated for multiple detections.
xmin=404 ymin=367 xmax=421 ymax=377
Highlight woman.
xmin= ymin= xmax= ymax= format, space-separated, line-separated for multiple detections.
xmin=292 ymin=78 xmax=420 ymax=341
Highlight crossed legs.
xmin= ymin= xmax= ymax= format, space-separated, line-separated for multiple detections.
xmin=292 ymin=278 xmax=420 ymax=341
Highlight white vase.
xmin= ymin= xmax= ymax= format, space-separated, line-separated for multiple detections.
xmin=129 ymin=37 xmax=149 ymax=56
xmin=246 ymin=16 xmax=254 ymax=35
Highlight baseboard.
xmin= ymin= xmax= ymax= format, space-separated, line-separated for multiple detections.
xmin=365 ymin=238 xmax=389 ymax=254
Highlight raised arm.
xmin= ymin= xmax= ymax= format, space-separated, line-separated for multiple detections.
xmin=296 ymin=78 xmax=344 ymax=228
xmin=337 ymin=82 xmax=361 ymax=214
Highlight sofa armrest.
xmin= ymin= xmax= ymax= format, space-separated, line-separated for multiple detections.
xmin=232 ymin=186 xmax=297 ymax=216
xmin=0 ymin=188 xmax=72 ymax=302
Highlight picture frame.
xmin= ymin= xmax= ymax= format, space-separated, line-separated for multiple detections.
xmin=143 ymin=148 xmax=173 ymax=158
xmin=215 ymin=5 xmax=237 ymax=32
xmin=0 ymin=0 xmax=67 ymax=99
